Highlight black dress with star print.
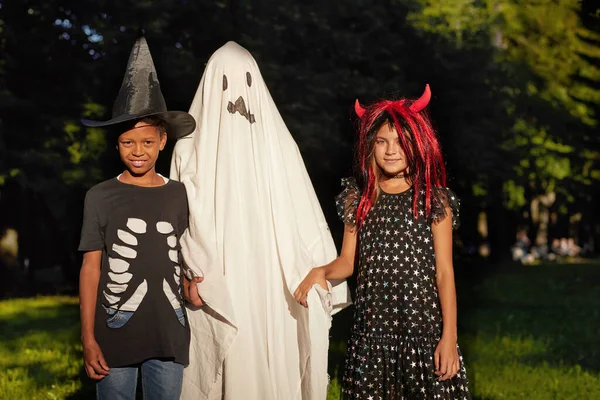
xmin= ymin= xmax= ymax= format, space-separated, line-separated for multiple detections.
xmin=338 ymin=178 xmax=470 ymax=400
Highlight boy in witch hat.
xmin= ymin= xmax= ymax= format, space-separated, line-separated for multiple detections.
xmin=78 ymin=36 xmax=196 ymax=400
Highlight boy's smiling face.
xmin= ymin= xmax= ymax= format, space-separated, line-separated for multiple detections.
xmin=117 ymin=121 xmax=167 ymax=177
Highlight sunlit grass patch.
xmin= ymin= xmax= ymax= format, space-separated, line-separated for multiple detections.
xmin=327 ymin=375 xmax=342 ymax=400
xmin=467 ymin=334 xmax=600 ymax=400
xmin=0 ymin=296 xmax=89 ymax=400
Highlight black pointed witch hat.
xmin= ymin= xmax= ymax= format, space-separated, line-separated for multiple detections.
xmin=81 ymin=36 xmax=195 ymax=139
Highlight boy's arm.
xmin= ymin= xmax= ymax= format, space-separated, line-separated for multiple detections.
xmin=177 ymin=185 xmax=206 ymax=308
xmin=79 ymin=250 xmax=110 ymax=379
xmin=181 ymin=258 xmax=205 ymax=308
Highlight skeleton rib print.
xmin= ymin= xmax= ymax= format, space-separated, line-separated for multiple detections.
xmin=103 ymin=218 xmax=184 ymax=327
xmin=157 ymin=220 xmax=184 ymax=318
xmin=105 ymin=218 xmax=148 ymax=313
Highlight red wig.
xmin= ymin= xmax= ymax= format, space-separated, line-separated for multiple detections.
xmin=353 ymin=85 xmax=446 ymax=228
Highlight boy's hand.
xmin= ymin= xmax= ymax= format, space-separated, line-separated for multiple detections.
xmin=434 ymin=336 xmax=460 ymax=381
xmin=82 ymin=339 xmax=110 ymax=380
xmin=184 ymin=277 xmax=205 ymax=307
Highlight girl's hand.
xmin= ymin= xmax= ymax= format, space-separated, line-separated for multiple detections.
xmin=82 ymin=338 xmax=110 ymax=380
xmin=294 ymin=267 xmax=327 ymax=307
xmin=434 ymin=336 xmax=460 ymax=381
xmin=183 ymin=276 xmax=205 ymax=307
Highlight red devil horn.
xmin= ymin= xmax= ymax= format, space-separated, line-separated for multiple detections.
xmin=409 ymin=84 xmax=431 ymax=113
xmin=354 ymin=99 xmax=366 ymax=118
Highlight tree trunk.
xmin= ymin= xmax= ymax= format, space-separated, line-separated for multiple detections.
xmin=530 ymin=191 xmax=556 ymax=247
xmin=487 ymin=180 xmax=512 ymax=263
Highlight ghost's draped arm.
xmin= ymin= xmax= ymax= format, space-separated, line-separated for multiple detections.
xmin=305 ymin=222 xmax=353 ymax=315
xmin=170 ymin=136 xmax=195 ymax=181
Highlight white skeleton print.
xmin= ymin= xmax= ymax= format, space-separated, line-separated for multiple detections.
xmin=102 ymin=217 xmax=184 ymax=327
xmin=79 ymin=173 xmax=191 ymax=367
xmin=157 ymin=221 xmax=184 ymax=317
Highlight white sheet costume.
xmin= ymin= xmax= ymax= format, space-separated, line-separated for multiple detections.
xmin=170 ymin=41 xmax=351 ymax=400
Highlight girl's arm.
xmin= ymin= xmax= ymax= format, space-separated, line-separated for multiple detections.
xmin=79 ymin=250 xmax=110 ymax=379
xmin=293 ymin=224 xmax=357 ymax=306
xmin=431 ymin=208 xmax=461 ymax=381
xmin=432 ymin=211 xmax=457 ymax=341
xmin=322 ymin=225 xmax=358 ymax=279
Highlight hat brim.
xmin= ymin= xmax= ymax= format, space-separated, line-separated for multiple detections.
xmin=81 ymin=110 xmax=196 ymax=139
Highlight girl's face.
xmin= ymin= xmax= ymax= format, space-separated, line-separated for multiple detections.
xmin=373 ymin=122 xmax=408 ymax=176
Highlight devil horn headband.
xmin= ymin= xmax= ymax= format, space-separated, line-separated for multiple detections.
xmin=354 ymin=84 xmax=431 ymax=119
xmin=354 ymin=99 xmax=366 ymax=118
xmin=409 ymin=84 xmax=431 ymax=113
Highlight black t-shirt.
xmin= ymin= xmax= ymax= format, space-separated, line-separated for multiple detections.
xmin=79 ymin=177 xmax=190 ymax=367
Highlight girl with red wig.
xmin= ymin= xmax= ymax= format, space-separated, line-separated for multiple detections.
xmin=295 ymin=85 xmax=470 ymax=399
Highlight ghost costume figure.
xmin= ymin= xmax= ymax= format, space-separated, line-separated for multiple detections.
xmin=170 ymin=42 xmax=351 ymax=400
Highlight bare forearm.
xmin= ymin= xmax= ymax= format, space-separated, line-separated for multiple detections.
xmin=436 ymin=268 xmax=458 ymax=340
xmin=321 ymin=226 xmax=357 ymax=280
xmin=79 ymin=262 xmax=100 ymax=343
xmin=321 ymin=256 xmax=354 ymax=280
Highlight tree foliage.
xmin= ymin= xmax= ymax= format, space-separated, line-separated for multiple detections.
xmin=0 ymin=0 xmax=598 ymax=280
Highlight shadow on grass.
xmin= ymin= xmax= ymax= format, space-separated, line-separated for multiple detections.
xmin=462 ymin=262 xmax=600 ymax=369
xmin=64 ymin=368 xmax=96 ymax=400
xmin=0 ymin=303 xmax=79 ymax=345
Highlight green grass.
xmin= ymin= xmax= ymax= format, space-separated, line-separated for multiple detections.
xmin=458 ymin=263 xmax=600 ymax=399
xmin=2 ymin=263 xmax=600 ymax=399
xmin=0 ymin=296 xmax=92 ymax=400
xmin=327 ymin=262 xmax=600 ymax=399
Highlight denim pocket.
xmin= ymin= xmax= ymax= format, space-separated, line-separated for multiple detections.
xmin=175 ymin=307 xmax=186 ymax=327
xmin=104 ymin=305 xmax=134 ymax=329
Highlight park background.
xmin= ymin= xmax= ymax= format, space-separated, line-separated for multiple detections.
xmin=1 ymin=0 xmax=599 ymax=399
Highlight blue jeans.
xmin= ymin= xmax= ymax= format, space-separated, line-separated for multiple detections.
xmin=96 ymin=359 xmax=184 ymax=400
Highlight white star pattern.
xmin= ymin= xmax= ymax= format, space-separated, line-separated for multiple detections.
xmin=336 ymin=178 xmax=469 ymax=399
